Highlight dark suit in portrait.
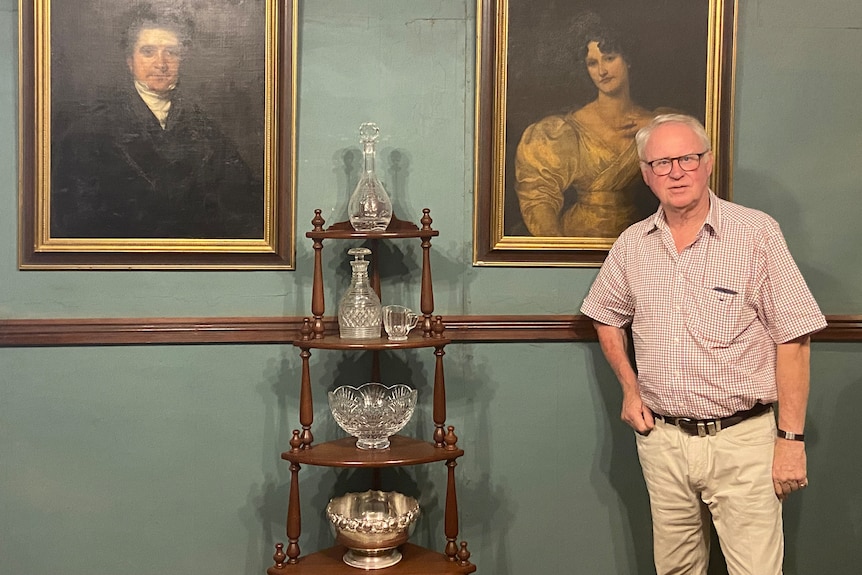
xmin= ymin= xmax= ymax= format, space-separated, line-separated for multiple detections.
xmin=52 ymin=84 xmax=263 ymax=239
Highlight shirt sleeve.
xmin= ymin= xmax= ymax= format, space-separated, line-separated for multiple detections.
xmin=580 ymin=235 xmax=636 ymax=328
xmin=755 ymin=220 xmax=827 ymax=343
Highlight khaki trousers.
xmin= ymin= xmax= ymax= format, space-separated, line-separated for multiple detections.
xmin=635 ymin=410 xmax=783 ymax=575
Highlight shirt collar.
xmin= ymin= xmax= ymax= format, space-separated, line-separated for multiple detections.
xmin=133 ymin=80 xmax=174 ymax=129
xmin=704 ymin=190 xmax=721 ymax=238
xmin=644 ymin=189 xmax=721 ymax=238
xmin=133 ymin=80 xmax=175 ymax=102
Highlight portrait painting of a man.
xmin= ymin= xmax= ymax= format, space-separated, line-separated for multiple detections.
xmin=49 ymin=0 xmax=266 ymax=240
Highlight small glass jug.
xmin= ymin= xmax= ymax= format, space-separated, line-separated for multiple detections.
xmin=382 ymin=305 xmax=420 ymax=341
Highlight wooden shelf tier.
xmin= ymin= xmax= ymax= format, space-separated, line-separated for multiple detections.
xmin=294 ymin=333 xmax=451 ymax=351
xmin=291 ymin=327 xmax=452 ymax=453
xmin=282 ymin=435 xmax=464 ymax=467
xmin=306 ymin=212 xmax=440 ymax=241
xmin=302 ymin=209 xmax=440 ymax=342
xmin=267 ymin=543 xmax=476 ymax=575
xmin=307 ymin=228 xmax=439 ymax=240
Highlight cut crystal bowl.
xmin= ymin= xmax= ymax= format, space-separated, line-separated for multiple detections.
xmin=326 ymin=490 xmax=420 ymax=569
xmin=328 ymin=383 xmax=417 ymax=449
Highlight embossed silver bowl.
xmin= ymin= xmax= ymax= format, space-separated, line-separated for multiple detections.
xmin=328 ymin=383 xmax=417 ymax=449
xmin=326 ymin=490 xmax=420 ymax=569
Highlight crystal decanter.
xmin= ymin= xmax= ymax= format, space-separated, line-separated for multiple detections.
xmin=337 ymin=247 xmax=383 ymax=339
xmin=348 ymin=122 xmax=393 ymax=231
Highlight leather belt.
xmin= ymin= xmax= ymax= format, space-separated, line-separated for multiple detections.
xmin=654 ymin=402 xmax=772 ymax=437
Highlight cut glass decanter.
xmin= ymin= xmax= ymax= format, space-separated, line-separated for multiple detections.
xmin=337 ymin=247 xmax=383 ymax=339
xmin=348 ymin=122 xmax=393 ymax=231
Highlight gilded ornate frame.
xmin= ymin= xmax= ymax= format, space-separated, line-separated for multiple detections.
xmin=473 ymin=0 xmax=737 ymax=266
xmin=18 ymin=0 xmax=296 ymax=269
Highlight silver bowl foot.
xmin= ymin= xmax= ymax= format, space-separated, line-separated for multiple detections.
xmin=343 ymin=548 xmax=402 ymax=570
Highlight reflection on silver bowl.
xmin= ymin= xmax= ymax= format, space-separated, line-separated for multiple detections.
xmin=328 ymin=383 xmax=417 ymax=449
xmin=326 ymin=490 xmax=421 ymax=569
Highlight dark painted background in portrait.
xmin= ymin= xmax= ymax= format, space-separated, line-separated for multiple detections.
xmin=502 ymin=0 xmax=709 ymax=236
xmin=50 ymin=0 xmax=266 ymax=182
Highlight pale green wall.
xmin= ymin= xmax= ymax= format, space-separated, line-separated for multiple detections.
xmin=2 ymin=1 xmax=861 ymax=574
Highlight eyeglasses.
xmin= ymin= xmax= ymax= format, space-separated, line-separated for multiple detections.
xmin=642 ymin=151 xmax=709 ymax=176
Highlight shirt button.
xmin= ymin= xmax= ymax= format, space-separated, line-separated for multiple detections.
xmin=673 ymin=337 xmax=680 ymax=344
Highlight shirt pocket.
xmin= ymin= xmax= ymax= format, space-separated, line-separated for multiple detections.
xmin=686 ymin=283 xmax=747 ymax=348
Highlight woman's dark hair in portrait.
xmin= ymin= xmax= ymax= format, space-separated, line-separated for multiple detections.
xmin=573 ymin=12 xmax=628 ymax=60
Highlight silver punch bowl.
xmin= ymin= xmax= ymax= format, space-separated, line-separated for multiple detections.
xmin=326 ymin=490 xmax=421 ymax=569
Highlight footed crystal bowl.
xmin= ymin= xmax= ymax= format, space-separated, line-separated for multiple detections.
xmin=328 ymin=383 xmax=417 ymax=449
xmin=326 ymin=490 xmax=420 ymax=569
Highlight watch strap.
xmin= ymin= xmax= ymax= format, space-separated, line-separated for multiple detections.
xmin=777 ymin=429 xmax=805 ymax=441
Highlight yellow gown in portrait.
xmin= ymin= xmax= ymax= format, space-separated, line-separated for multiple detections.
xmin=515 ymin=110 xmax=656 ymax=238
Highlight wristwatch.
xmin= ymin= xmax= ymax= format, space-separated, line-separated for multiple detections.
xmin=777 ymin=429 xmax=805 ymax=441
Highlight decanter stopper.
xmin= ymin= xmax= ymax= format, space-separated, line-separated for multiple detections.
xmin=348 ymin=123 xmax=393 ymax=231
xmin=337 ymin=247 xmax=383 ymax=339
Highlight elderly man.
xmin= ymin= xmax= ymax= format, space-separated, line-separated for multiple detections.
xmin=52 ymin=4 xmax=262 ymax=239
xmin=581 ymin=114 xmax=826 ymax=574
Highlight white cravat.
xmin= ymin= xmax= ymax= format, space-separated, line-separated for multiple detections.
xmin=133 ymin=80 xmax=174 ymax=129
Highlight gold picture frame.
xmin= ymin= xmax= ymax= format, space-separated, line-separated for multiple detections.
xmin=474 ymin=0 xmax=737 ymax=266
xmin=19 ymin=0 xmax=296 ymax=269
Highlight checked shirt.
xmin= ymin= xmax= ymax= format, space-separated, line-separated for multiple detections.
xmin=581 ymin=191 xmax=826 ymax=419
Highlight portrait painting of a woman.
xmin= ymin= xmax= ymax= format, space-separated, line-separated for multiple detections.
xmin=514 ymin=12 xmax=674 ymax=238
xmin=495 ymin=0 xmax=713 ymax=245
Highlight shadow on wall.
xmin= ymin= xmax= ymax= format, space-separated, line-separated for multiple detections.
xmin=446 ymin=346 xmax=515 ymax=575
xmin=793 ymin=351 xmax=862 ymax=573
xmin=732 ymin=168 xmax=852 ymax=311
xmin=241 ymin=350 xmax=301 ymax=574
xmin=586 ymin=342 xmax=655 ymax=573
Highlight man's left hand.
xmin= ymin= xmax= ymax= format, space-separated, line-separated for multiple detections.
xmin=772 ymin=438 xmax=808 ymax=500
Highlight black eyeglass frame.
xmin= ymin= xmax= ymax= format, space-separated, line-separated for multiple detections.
xmin=642 ymin=151 xmax=711 ymax=176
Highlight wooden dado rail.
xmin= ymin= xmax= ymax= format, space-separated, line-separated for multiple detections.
xmin=1 ymin=315 xmax=860 ymax=346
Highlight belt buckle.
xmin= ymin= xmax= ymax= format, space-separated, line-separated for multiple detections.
xmin=696 ymin=420 xmax=721 ymax=437
xmin=674 ymin=417 xmax=722 ymax=437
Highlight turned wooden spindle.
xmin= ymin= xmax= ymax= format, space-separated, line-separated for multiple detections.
xmin=420 ymin=208 xmax=435 ymax=337
xmin=310 ymin=210 xmax=326 ymax=339
xmin=285 ymin=462 xmax=302 ymax=563
xmin=457 ymin=541 xmax=473 ymax=567
xmin=310 ymin=209 xmax=325 ymax=232
xmin=444 ymin=456 xmax=460 ymax=561
xmin=444 ymin=425 xmax=459 ymax=451
xmin=298 ymin=318 xmax=313 ymax=342
xmin=289 ymin=430 xmax=302 ymax=454
xmin=271 ymin=542 xmax=286 ymax=569
xmin=299 ymin=347 xmax=314 ymax=448
xmin=432 ymin=315 xmax=446 ymax=339
xmin=419 ymin=208 xmax=433 ymax=231
xmin=433 ymin=345 xmax=447 ymax=446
